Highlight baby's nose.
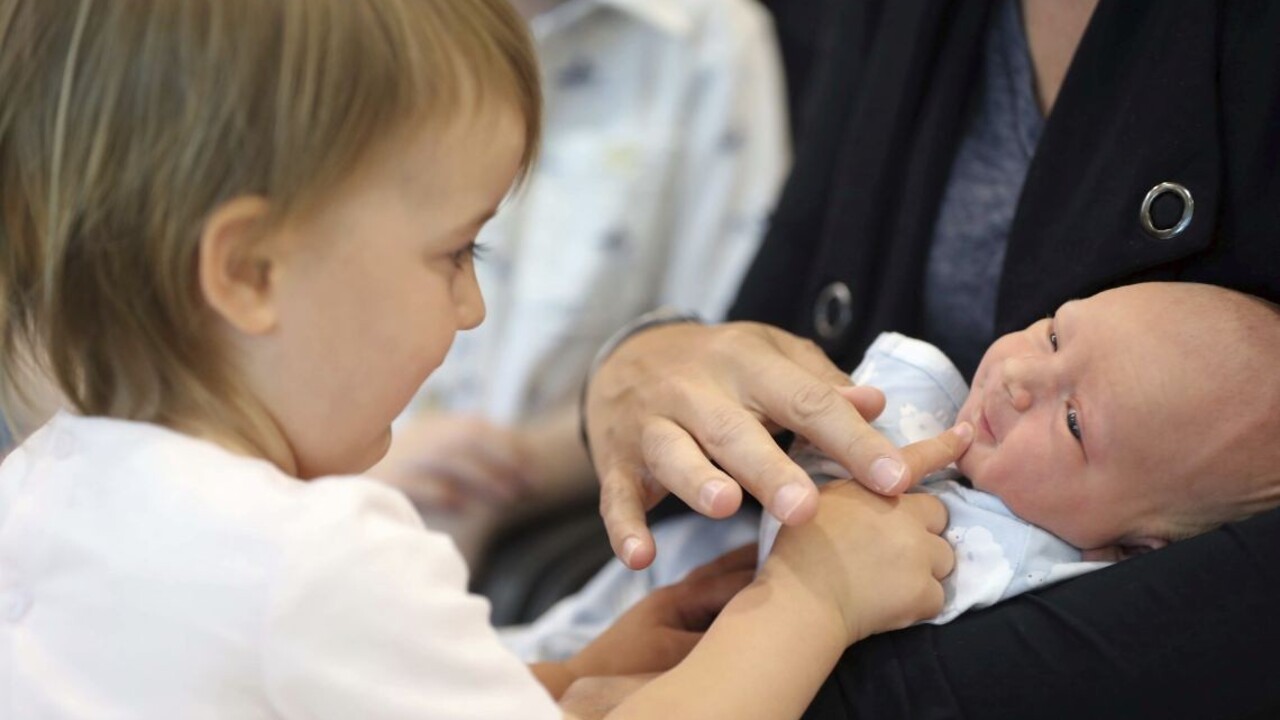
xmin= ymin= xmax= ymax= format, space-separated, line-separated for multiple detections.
xmin=1000 ymin=356 xmax=1045 ymax=411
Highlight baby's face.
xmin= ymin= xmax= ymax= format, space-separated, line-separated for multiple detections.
xmin=955 ymin=284 xmax=1254 ymax=550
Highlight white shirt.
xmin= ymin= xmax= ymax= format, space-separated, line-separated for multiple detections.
xmin=425 ymin=0 xmax=790 ymax=422
xmin=0 ymin=414 xmax=560 ymax=719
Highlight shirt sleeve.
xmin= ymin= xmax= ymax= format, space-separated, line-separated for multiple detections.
xmin=803 ymin=504 xmax=1280 ymax=719
xmin=261 ymin=479 xmax=561 ymax=720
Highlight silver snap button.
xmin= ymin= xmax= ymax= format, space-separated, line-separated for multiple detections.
xmin=813 ymin=281 xmax=853 ymax=340
xmin=1140 ymin=182 xmax=1194 ymax=240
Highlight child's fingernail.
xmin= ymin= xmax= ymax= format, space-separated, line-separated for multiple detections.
xmin=622 ymin=536 xmax=642 ymax=565
xmin=773 ymin=483 xmax=808 ymax=524
xmin=952 ymin=422 xmax=974 ymax=442
xmin=700 ymin=480 xmax=727 ymax=511
xmin=869 ymin=457 xmax=905 ymax=493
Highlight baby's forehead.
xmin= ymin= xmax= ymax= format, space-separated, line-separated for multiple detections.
xmin=1096 ymin=288 xmax=1277 ymax=464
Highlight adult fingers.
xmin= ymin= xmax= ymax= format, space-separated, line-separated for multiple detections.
xmin=899 ymin=422 xmax=974 ymax=483
xmin=771 ymin=328 xmax=856 ymax=389
xmin=767 ymin=328 xmax=915 ymax=495
xmin=639 ymin=417 xmax=743 ymax=519
xmin=834 ymin=384 xmax=887 ymax=423
xmin=734 ymin=357 xmax=910 ymax=497
xmin=599 ymin=463 xmax=658 ymax=570
xmin=667 ymin=392 xmax=817 ymax=525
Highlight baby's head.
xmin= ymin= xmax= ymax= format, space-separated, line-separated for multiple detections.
xmin=957 ymin=282 xmax=1280 ymax=554
xmin=0 ymin=0 xmax=539 ymax=477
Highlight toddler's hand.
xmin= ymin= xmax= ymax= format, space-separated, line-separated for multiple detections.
xmin=762 ymin=480 xmax=954 ymax=645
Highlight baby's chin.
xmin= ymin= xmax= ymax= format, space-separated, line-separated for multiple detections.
xmin=954 ymin=445 xmax=986 ymax=489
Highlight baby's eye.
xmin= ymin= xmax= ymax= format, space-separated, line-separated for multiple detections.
xmin=1066 ymin=407 xmax=1082 ymax=442
xmin=1047 ymin=322 xmax=1058 ymax=351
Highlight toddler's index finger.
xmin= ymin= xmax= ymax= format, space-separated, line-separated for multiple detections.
xmin=900 ymin=422 xmax=974 ymax=484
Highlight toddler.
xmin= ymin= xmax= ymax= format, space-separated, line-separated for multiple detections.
xmin=0 ymin=1 xmax=960 ymax=718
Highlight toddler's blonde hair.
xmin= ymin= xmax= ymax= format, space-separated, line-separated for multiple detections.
xmin=0 ymin=0 xmax=539 ymax=446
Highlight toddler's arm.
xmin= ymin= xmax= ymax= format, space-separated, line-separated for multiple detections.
xmin=529 ymin=544 xmax=757 ymax=699
xmin=579 ymin=480 xmax=955 ymax=720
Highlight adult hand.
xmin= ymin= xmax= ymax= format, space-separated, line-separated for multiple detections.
xmin=584 ymin=321 xmax=972 ymax=568
xmin=370 ymin=412 xmax=530 ymax=511
xmin=763 ymin=480 xmax=955 ymax=644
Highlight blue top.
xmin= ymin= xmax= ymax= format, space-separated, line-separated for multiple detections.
xmin=922 ymin=0 xmax=1043 ymax=376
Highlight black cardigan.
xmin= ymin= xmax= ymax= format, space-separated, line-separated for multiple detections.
xmin=730 ymin=0 xmax=1280 ymax=717
xmin=732 ymin=0 xmax=1280 ymax=371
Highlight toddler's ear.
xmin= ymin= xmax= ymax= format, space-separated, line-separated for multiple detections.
xmin=198 ymin=196 xmax=280 ymax=335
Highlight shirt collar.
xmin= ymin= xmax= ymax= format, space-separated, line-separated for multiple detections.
xmin=533 ymin=0 xmax=693 ymax=39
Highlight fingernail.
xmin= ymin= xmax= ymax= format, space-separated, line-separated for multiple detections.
xmin=700 ymin=480 xmax=727 ymax=511
xmin=622 ymin=536 xmax=642 ymax=566
xmin=869 ymin=457 xmax=905 ymax=493
xmin=952 ymin=422 xmax=974 ymax=442
xmin=773 ymin=483 xmax=808 ymax=524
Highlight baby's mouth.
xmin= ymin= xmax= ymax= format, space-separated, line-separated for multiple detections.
xmin=975 ymin=404 xmax=997 ymax=444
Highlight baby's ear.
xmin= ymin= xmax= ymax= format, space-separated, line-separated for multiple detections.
xmin=1083 ymin=537 xmax=1169 ymax=562
xmin=198 ymin=196 xmax=280 ymax=335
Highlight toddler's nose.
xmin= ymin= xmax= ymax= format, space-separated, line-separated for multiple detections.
xmin=455 ymin=267 xmax=486 ymax=331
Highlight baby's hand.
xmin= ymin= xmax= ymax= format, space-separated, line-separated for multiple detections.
xmin=761 ymin=480 xmax=954 ymax=645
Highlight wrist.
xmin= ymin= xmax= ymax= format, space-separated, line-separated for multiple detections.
xmin=577 ymin=308 xmax=703 ymax=463
xmin=530 ymin=660 xmax=579 ymax=700
xmin=756 ymin=559 xmax=864 ymax=646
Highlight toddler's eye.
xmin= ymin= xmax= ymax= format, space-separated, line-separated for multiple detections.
xmin=1066 ymin=408 xmax=1082 ymax=442
xmin=1048 ymin=327 xmax=1058 ymax=351
xmin=451 ymin=241 xmax=489 ymax=268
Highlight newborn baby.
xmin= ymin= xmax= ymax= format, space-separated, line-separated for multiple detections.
xmin=762 ymin=282 xmax=1280 ymax=622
